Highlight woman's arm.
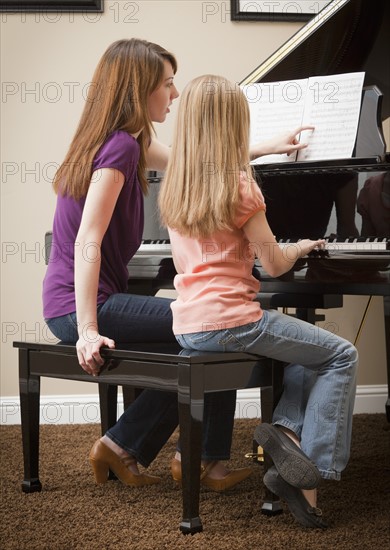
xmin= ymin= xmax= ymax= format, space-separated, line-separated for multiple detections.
xmin=243 ymin=210 xmax=324 ymax=278
xmin=147 ymin=130 xmax=313 ymax=169
xmin=74 ymin=168 xmax=124 ymax=375
xmin=249 ymin=126 xmax=315 ymax=160
xmin=146 ymin=138 xmax=171 ymax=171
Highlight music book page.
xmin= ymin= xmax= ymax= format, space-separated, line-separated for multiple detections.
xmin=242 ymin=72 xmax=365 ymax=164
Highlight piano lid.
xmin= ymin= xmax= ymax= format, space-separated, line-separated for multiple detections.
xmin=240 ymin=0 xmax=389 ymax=120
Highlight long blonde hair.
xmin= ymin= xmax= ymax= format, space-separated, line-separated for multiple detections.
xmin=53 ymin=38 xmax=177 ymax=199
xmin=159 ymin=74 xmax=253 ymax=238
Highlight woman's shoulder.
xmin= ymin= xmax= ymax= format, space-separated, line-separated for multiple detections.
xmin=94 ymin=131 xmax=140 ymax=175
xmin=103 ymin=130 xmax=139 ymax=152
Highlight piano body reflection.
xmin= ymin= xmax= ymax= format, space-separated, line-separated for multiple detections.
xmin=128 ymin=0 xmax=390 ymax=418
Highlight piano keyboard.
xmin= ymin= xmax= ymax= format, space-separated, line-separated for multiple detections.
xmin=137 ymin=240 xmax=172 ymax=255
xmin=137 ymin=238 xmax=390 ymax=255
xmin=279 ymin=238 xmax=390 ymax=253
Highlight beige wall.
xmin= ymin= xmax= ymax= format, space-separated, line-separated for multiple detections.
xmin=1 ymin=1 xmax=388 ymax=400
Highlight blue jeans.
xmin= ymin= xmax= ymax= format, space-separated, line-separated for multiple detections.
xmin=176 ymin=309 xmax=358 ymax=481
xmin=45 ymin=293 xmax=236 ymax=466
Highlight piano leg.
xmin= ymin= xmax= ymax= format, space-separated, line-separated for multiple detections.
xmin=296 ymin=307 xmax=324 ymax=324
xmin=297 ymin=300 xmax=390 ymax=422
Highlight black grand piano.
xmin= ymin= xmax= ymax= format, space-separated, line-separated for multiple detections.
xmin=127 ymin=0 xmax=390 ymax=418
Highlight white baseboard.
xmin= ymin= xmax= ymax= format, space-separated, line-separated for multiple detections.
xmin=1 ymin=385 xmax=387 ymax=425
xmin=235 ymin=385 xmax=388 ymax=418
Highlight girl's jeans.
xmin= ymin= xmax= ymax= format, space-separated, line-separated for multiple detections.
xmin=176 ymin=308 xmax=358 ymax=481
xmin=45 ymin=293 xmax=236 ymax=467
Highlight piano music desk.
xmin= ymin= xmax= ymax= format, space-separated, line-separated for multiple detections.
xmin=13 ymin=340 xmax=284 ymax=534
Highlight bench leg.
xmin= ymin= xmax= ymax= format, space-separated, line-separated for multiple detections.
xmin=98 ymin=384 xmax=119 ymax=481
xmin=98 ymin=384 xmax=118 ymax=436
xmin=259 ymin=386 xmax=283 ymax=515
xmin=178 ymin=363 xmax=203 ymax=535
xmin=19 ymin=349 xmax=42 ymax=493
xmin=122 ymin=386 xmax=143 ymax=411
xmin=259 ymin=361 xmax=285 ymax=515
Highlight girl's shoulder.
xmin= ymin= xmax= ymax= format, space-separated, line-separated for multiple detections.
xmin=238 ymin=171 xmax=265 ymax=204
xmin=233 ymin=171 xmax=266 ymax=229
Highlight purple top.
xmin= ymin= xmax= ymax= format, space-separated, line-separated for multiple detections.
xmin=42 ymin=131 xmax=144 ymax=319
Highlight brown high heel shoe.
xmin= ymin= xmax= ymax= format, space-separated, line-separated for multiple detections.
xmin=89 ymin=440 xmax=161 ymax=487
xmin=171 ymin=457 xmax=252 ymax=492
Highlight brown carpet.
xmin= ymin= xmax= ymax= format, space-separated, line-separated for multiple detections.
xmin=1 ymin=414 xmax=389 ymax=550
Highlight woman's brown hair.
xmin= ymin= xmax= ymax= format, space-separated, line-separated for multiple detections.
xmin=53 ymin=38 xmax=177 ymax=199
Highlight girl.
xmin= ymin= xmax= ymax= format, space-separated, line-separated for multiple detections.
xmin=43 ymin=39 xmax=319 ymax=492
xmin=159 ymin=75 xmax=358 ymax=527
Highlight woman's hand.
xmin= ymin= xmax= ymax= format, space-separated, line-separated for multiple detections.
xmin=250 ymin=126 xmax=315 ymax=159
xmin=76 ymin=331 xmax=115 ymax=376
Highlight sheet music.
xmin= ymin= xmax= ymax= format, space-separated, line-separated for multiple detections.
xmin=298 ymin=72 xmax=365 ymax=161
xmin=243 ymin=72 xmax=365 ymax=164
xmin=243 ymin=78 xmax=308 ymax=164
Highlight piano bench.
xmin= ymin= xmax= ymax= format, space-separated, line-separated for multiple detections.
xmin=13 ymin=340 xmax=284 ymax=534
